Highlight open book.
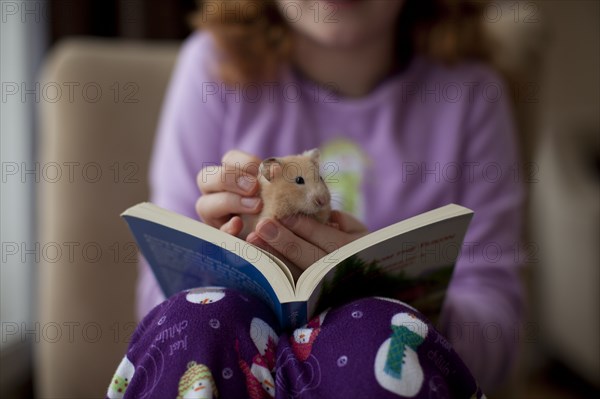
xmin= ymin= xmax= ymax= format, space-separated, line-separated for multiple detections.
xmin=122 ymin=203 xmax=473 ymax=330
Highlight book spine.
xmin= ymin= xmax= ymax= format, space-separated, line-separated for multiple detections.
xmin=281 ymin=301 xmax=308 ymax=330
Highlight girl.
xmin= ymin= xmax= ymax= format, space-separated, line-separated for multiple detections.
xmin=115 ymin=1 xmax=524 ymax=397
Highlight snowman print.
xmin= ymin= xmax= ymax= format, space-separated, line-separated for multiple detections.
xmin=186 ymin=287 xmax=226 ymax=305
xmin=374 ymin=312 xmax=429 ymax=397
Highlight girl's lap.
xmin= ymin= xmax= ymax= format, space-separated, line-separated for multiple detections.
xmin=107 ymin=288 xmax=484 ymax=399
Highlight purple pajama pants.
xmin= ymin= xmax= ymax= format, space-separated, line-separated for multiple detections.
xmin=106 ymin=288 xmax=485 ymax=399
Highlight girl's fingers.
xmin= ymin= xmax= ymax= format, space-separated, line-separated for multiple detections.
xmin=221 ymin=150 xmax=261 ymax=175
xmin=329 ymin=210 xmax=368 ymax=234
xmin=279 ymin=211 xmax=368 ymax=253
xmin=220 ymin=216 xmax=244 ymax=237
xmin=197 ymin=165 xmax=259 ymax=196
xmin=280 ymin=215 xmax=353 ymax=253
xmin=246 ymin=232 xmax=304 ymax=281
xmin=254 ymin=219 xmax=328 ymax=271
xmin=195 ymin=192 xmax=262 ymax=227
xmin=197 ymin=150 xmax=261 ymax=195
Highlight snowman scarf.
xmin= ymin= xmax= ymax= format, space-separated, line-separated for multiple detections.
xmin=384 ymin=325 xmax=425 ymax=378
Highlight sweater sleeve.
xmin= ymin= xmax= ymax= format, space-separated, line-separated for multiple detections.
xmin=439 ymin=69 xmax=526 ymax=391
xmin=136 ymin=32 xmax=226 ymax=320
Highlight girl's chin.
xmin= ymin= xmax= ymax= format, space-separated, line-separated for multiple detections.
xmin=301 ymin=26 xmax=378 ymax=49
xmin=285 ymin=0 xmax=403 ymax=49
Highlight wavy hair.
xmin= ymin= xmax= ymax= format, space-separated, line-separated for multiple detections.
xmin=192 ymin=0 xmax=492 ymax=84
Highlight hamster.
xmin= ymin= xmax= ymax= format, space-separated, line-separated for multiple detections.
xmin=240 ymin=149 xmax=332 ymax=240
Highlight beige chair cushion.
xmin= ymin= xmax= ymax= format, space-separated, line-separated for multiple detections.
xmin=36 ymin=38 xmax=178 ymax=398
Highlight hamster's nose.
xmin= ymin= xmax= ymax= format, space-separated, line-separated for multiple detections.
xmin=315 ymin=196 xmax=327 ymax=207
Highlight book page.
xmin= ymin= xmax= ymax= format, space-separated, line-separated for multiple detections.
xmin=299 ymin=204 xmax=473 ymax=322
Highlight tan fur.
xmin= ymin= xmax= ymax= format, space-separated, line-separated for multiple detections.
xmin=240 ymin=150 xmax=331 ymax=239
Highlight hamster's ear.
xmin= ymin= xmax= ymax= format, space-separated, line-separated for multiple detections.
xmin=303 ymin=148 xmax=321 ymax=164
xmin=260 ymin=158 xmax=282 ymax=182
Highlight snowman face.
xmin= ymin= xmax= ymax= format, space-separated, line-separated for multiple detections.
xmin=186 ymin=288 xmax=225 ymax=304
xmin=293 ymin=328 xmax=313 ymax=344
xmin=260 ymin=377 xmax=275 ymax=397
xmin=107 ymin=356 xmax=135 ymax=399
xmin=183 ymin=378 xmax=213 ymax=399
xmin=109 ymin=376 xmax=128 ymax=398
xmin=251 ymin=363 xmax=275 ymax=397
xmin=391 ymin=312 xmax=428 ymax=338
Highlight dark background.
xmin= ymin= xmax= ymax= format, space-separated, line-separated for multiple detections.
xmin=48 ymin=0 xmax=197 ymax=43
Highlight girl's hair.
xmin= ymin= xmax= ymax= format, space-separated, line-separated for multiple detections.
xmin=192 ymin=0 xmax=491 ymax=84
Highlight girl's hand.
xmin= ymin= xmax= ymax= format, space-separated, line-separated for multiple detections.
xmin=196 ymin=150 xmax=262 ymax=236
xmin=246 ymin=210 xmax=368 ymax=277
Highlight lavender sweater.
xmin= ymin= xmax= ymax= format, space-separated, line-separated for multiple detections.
xmin=138 ymin=32 xmax=525 ymax=390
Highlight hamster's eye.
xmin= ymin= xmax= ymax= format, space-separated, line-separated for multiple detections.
xmin=295 ymin=176 xmax=305 ymax=185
